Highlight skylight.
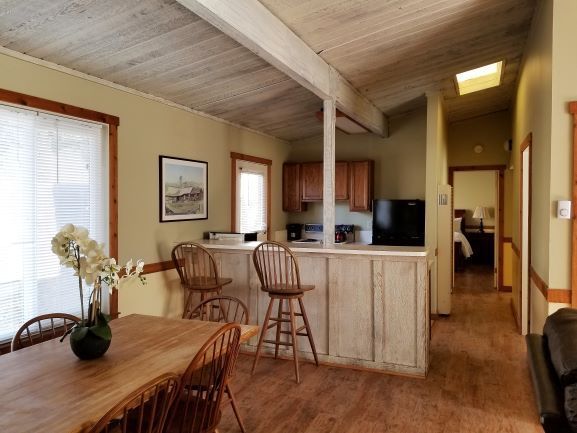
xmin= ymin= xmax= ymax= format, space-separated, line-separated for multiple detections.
xmin=456 ymin=61 xmax=503 ymax=95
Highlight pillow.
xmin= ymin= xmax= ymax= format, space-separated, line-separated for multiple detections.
xmin=565 ymin=384 xmax=577 ymax=432
xmin=544 ymin=308 xmax=577 ymax=386
xmin=453 ymin=217 xmax=462 ymax=233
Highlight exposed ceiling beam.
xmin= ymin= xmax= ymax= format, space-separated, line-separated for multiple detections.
xmin=175 ymin=0 xmax=388 ymax=137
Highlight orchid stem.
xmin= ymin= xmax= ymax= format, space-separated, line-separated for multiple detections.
xmin=75 ymin=243 xmax=85 ymax=325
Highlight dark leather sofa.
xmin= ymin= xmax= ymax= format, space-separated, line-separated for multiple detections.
xmin=527 ymin=308 xmax=577 ymax=433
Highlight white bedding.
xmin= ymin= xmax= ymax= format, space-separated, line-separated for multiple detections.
xmin=454 ymin=231 xmax=474 ymax=258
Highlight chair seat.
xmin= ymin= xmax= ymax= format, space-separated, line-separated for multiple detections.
xmin=262 ymin=284 xmax=315 ymax=295
xmin=183 ymin=277 xmax=232 ymax=291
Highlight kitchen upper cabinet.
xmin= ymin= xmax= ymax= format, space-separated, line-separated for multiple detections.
xmin=282 ymin=163 xmax=306 ymax=212
xmin=349 ymin=160 xmax=374 ymax=212
xmin=301 ymin=162 xmax=348 ymax=202
xmin=335 ymin=162 xmax=349 ymax=200
xmin=301 ymin=162 xmax=323 ymax=201
xmin=283 ymin=160 xmax=372 ymax=212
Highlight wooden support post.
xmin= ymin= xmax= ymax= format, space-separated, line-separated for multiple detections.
xmin=323 ymin=99 xmax=336 ymax=247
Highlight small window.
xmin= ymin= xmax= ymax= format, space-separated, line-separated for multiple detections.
xmin=231 ymin=153 xmax=271 ymax=238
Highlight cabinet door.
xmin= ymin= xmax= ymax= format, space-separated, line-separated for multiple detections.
xmin=282 ymin=163 xmax=305 ymax=212
xmin=301 ymin=162 xmax=323 ymax=201
xmin=349 ymin=161 xmax=374 ymax=211
xmin=335 ymin=162 xmax=349 ymax=200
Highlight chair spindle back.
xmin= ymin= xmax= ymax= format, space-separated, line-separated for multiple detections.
xmin=88 ymin=373 xmax=180 ymax=433
xmin=168 ymin=323 xmax=241 ymax=433
xmin=11 ymin=313 xmax=80 ymax=352
xmin=184 ymin=296 xmax=249 ymax=325
xmin=252 ymin=241 xmax=301 ymax=292
xmin=172 ymin=243 xmax=219 ymax=288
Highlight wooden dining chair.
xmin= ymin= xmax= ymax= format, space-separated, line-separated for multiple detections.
xmin=252 ymin=241 xmax=319 ymax=383
xmin=11 ymin=313 xmax=80 ymax=352
xmin=167 ymin=323 xmax=241 ymax=433
xmin=186 ymin=296 xmax=249 ymax=433
xmin=172 ymin=242 xmax=233 ymax=319
xmin=88 ymin=373 xmax=180 ymax=433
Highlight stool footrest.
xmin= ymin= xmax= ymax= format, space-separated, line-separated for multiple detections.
xmin=281 ymin=312 xmax=303 ymax=317
xmin=263 ymin=339 xmax=293 ymax=347
xmin=269 ymin=317 xmax=291 ymax=323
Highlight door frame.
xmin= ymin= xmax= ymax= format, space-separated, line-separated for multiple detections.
xmin=519 ymin=134 xmax=532 ymax=334
xmin=570 ymin=102 xmax=577 ymax=307
xmin=448 ymin=164 xmax=506 ymax=290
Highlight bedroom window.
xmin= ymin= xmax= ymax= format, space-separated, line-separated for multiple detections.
xmin=0 ymin=92 xmax=118 ymax=344
xmin=230 ymin=153 xmax=271 ymax=239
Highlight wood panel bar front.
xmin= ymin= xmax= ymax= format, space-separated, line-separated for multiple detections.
xmin=202 ymin=240 xmax=430 ymax=377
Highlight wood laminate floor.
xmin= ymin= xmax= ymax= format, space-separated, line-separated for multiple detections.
xmin=220 ymin=265 xmax=541 ymax=433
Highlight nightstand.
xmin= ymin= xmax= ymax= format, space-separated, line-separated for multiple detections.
xmin=466 ymin=231 xmax=494 ymax=265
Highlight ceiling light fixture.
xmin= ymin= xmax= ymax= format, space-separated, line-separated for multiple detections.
xmin=456 ymin=61 xmax=504 ymax=96
xmin=315 ymin=109 xmax=369 ymax=134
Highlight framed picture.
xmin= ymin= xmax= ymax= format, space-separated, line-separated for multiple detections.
xmin=159 ymin=155 xmax=208 ymax=222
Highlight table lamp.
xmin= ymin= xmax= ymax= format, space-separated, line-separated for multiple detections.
xmin=473 ymin=206 xmax=487 ymax=232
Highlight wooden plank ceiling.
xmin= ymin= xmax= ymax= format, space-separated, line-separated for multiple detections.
xmin=0 ymin=0 xmax=536 ymax=140
xmin=259 ymin=0 xmax=537 ymax=122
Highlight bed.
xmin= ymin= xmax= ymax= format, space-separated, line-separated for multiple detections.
xmin=454 ymin=209 xmax=474 ymax=271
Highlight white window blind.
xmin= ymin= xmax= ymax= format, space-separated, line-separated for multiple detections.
xmin=236 ymin=160 xmax=267 ymax=234
xmin=0 ymin=104 xmax=108 ymax=341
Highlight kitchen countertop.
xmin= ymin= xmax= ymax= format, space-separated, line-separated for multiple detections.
xmin=198 ymin=239 xmax=428 ymax=257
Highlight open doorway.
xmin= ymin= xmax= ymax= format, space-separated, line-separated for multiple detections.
xmin=449 ymin=165 xmax=506 ymax=293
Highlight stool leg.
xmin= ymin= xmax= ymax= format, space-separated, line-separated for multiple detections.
xmin=288 ymin=298 xmax=300 ymax=384
xmin=299 ymin=297 xmax=319 ymax=366
xmin=252 ymin=297 xmax=274 ymax=375
xmin=226 ymin=383 xmax=246 ymax=433
xmin=274 ymin=298 xmax=283 ymax=359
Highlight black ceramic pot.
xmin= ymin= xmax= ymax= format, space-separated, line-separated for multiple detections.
xmin=69 ymin=325 xmax=111 ymax=360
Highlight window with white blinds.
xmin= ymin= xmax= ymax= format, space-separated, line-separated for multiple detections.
xmin=0 ymin=104 xmax=108 ymax=341
xmin=236 ymin=160 xmax=267 ymax=234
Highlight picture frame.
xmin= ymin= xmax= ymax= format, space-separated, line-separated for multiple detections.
xmin=159 ymin=155 xmax=208 ymax=222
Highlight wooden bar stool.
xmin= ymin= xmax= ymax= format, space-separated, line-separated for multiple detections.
xmin=251 ymin=241 xmax=319 ymax=383
xmin=172 ymin=242 xmax=232 ymax=318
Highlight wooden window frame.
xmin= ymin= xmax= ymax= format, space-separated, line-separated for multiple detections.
xmin=0 ymin=88 xmax=120 ymax=324
xmin=448 ymin=164 xmax=506 ymax=291
xmin=230 ymin=152 xmax=272 ymax=239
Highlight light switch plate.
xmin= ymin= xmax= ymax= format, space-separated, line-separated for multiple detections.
xmin=558 ymin=200 xmax=571 ymax=219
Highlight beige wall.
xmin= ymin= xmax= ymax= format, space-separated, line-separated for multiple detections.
xmin=511 ymin=0 xmax=553 ymax=328
xmin=453 ymin=171 xmax=497 ymax=228
xmin=549 ymin=0 xmax=577 ymax=291
xmin=448 ymin=111 xmax=511 ymax=167
xmin=287 ymin=108 xmax=427 ymax=229
xmin=0 ymin=53 xmax=291 ymax=318
xmin=512 ymin=0 xmax=576 ymax=331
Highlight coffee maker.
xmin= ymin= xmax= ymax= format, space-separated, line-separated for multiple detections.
xmin=286 ymin=223 xmax=303 ymax=241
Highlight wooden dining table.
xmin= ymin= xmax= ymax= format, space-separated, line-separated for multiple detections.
xmin=0 ymin=314 xmax=259 ymax=433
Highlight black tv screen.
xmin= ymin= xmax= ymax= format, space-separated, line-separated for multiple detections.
xmin=372 ymin=199 xmax=425 ymax=246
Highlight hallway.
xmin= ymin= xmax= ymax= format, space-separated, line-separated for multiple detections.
xmin=218 ymin=265 xmax=541 ymax=433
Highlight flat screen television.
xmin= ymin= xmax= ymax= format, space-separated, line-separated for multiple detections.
xmin=372 ymin=199 xmax=425 ymax=246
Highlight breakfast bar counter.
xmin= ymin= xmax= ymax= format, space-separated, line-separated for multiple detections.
xmin=198 ymin=239 xmax=430 ymax=377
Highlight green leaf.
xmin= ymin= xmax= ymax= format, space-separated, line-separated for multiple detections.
xmin=70 ymin=326 xmax=89 ymax=341
xmin=89 ymin=323 xmax=112 ymax=340
xmin=97 ymin=311 xmax=110 ymax=325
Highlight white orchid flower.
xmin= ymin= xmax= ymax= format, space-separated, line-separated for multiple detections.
xmin=136 ymin=260 xmax=144 ymax=274
xmin=125 ymin=259 xmax=133 ymax=274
